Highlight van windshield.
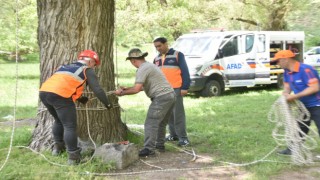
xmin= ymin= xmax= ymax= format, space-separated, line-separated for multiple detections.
xmin=172 ymin=36 xmax=221 ymax=56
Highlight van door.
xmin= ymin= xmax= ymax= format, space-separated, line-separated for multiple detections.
xmin=255 ymin=33 xmax=271 ymax=84
xmin=219 ymin=33 xmax=256 ymax=87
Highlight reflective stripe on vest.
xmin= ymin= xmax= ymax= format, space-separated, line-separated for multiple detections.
xmin=155 ymin=50 xmax=182 ymax=88
xmin=40 ymin=62 xmax=87 ymax=101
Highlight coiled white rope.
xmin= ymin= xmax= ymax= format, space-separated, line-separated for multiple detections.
xmin=268 ymin=95 xmax=318 ymax=165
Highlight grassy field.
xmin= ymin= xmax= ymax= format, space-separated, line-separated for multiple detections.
xmin=1 ymin=47 xmax=320 ymax=179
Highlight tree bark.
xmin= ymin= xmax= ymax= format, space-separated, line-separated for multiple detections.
xmin=30 ymin=0 xmax=127 ymax=151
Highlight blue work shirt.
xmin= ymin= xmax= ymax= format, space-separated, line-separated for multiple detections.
xmin=284 ymin=62 xmax=320 ymax=107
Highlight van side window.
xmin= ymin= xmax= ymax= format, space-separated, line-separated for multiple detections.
xmin=222 ymin=36 xmax=239 ymax=57
xmin=307 ymin=48 xmax=319 ymax=55
xmin=257 ymin=35 xmax=266 ymax=53
xmin=246 ymin=35 xmax=254 ymax=53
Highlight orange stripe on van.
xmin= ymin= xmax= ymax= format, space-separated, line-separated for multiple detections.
xmin=211 ymin=64 xmax=224 ymax=70
xmin=249 ymin=64 xmax=256 ymax=68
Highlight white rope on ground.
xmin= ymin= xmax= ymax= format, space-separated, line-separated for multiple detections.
xmin=15 ymin=146 xmax=68 ymax=167
xmin=0 ymin=0 xmax=19 ymax=172
xmin=82 ymin=166 xmax=233 ymax=176
xmin=139 ymin=159 xmax=163 ymax=170
xmin=166 ymin=141 xmax=283 ymax=167
xmin=268 ymin=95 xmax=318 ymax=165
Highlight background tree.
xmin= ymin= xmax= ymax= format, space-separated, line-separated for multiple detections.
xmin=115 ymin=0 xmax=319 ymax=47
xmin=0 ymin=0 xmax=37 ymax=60
xmin=29 ymin=0 xmax=127 ymax=151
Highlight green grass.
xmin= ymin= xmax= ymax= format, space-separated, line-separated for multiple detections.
xmin=1 ymin=46 xmax=320 ymax=179
xmin=0 ymin=126 xmax=115 ymax=179
xmin=0 ymin=63 xmax=40 ymax=122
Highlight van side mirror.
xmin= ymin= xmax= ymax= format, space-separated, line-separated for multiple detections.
xmin=216 ymin=49 xmax=224 ymax=59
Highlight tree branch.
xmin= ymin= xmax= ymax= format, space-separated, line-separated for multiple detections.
xmin=231 ymin=17 xmax=259 ymax=26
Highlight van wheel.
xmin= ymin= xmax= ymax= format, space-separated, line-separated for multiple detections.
xmin=200 ymin=80 xmax=222 ymax=97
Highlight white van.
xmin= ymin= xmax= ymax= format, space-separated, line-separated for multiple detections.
xmin=172 ymin=30 xmax=305 ymax=96
xmin=304 ymin=46 xmax=320 ymax=67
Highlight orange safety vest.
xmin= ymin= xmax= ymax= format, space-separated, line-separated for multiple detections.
xmin=40 ymin=62 xmax=87 ymax=102
xmin=154 ymin=50 xmax=182 ymax=88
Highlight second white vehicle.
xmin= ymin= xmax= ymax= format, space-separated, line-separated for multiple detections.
xmin=304 ymin=46 xmax=320 ymax=68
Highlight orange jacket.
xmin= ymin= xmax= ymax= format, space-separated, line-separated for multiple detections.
xmin=40 ymin=62 xmax=87 ymax=102
xmin=154 ymin=49 xmax=182 ymax=88
xmin=154 ymin=50 xmax=182 ymax=88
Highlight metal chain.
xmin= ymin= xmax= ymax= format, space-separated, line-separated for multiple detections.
xmin=268 ymin=95 xmax=318 ymax=165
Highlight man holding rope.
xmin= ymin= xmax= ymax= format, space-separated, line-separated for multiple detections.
xmin=271 ymin=50 xmax=320 ymax=155
xmin=39 ymin=50 xmax=112 ymax=164
xmin=114 ymin=48 xmax=176 ymax=157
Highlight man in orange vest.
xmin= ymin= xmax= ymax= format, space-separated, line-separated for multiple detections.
xmin=39 ymin=50 xmax=112 ymax=165
xmin=153 ymin=37 xmax=191 ymax=146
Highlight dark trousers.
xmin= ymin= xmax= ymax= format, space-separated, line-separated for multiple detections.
xmin=168 ymin=88 xmax=188 ymax=140
xmin=299 ymin=106 xmax=320 ymax=137
xmin=39 ymin=92 xmax=78 ymax=152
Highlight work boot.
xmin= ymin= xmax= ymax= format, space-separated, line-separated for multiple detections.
xmin=165 ymin=135 xmax=179 ymax=141
xmin=178 ymin=138 xmax=190 ymax=146
xmin=52 ymin=142 xmax=66 ymax=156
xmin=138 ymin=148 xmax=155 ymax=157
xmin=277 ymin=148 xmax=292 ymax=155
xmin=155 ymin=145 xmax=165 ymax=152
xmin=67 ymin=148 xmax=81 ymax=165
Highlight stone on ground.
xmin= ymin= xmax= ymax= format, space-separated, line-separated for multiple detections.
xmin=94 ymin=143 xmax=138 ymax=169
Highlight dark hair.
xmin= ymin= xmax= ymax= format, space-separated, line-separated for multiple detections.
xmin=153 ymin=37 xmax=167 ymax=44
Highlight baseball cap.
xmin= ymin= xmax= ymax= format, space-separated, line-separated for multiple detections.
xmin=126 ymin=48 xmax=148 ymax=60
xmin=271 ymin=50 xmax=295 ymax=62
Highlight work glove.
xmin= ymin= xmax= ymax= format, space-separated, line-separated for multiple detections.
xmin=77 ymin=96 xmax=89 ymax=104
xmin=105 ymin=97 xmax=113 ymax=109
xmin=105 ymin=103 xmax=113 ymax=109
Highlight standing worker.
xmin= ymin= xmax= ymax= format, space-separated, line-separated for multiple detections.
xmin=114 ymin=48 xmax=175 ymax=157
xmin=271 ymin=50 xmax=320 ymax=155
xmin=153 ymin=37 xmax=191 ymax=146
xmin=39 ymin=50 xmax=112 ymax=164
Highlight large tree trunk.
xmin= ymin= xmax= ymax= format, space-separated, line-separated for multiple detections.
xmin=30 ymin=0 xmax=127 ymax=151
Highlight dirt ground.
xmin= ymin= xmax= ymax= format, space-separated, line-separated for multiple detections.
xmin=108 ymin=151 xmax=250 ymax=180
xmin=1 ymin=119 xmax=320 ymax=179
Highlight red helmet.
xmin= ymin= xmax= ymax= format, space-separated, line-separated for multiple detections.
xmin=78 ymin=50 xmax=100 ymax=66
